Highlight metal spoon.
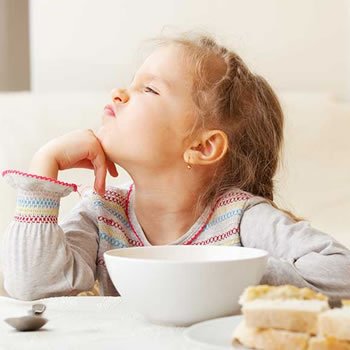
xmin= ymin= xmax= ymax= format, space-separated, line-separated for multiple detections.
xmin=28 ymin=303 xmax=47 ymax=316
xmin=4 ymin=303 xmax=48 ymax=331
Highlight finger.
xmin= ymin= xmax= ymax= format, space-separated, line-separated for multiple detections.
xmin=94 ymin=167 xmax=106 ymax=195
xmin=91 ymin=153 xmax=107 ymax=196
xmin=94 ymin=165 xmax=107 ymax=195
xmin=106 ymin=159 xmax=118 ymax=177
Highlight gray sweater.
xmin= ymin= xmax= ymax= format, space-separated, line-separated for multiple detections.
xmin=2 ymin=170 xmax=350 ymax=301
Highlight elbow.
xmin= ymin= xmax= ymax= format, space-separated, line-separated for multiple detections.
xmin=4 ymin=274 xmax=96 ymax=301
xmin=2 ymin=257 xmax=96 ymax=300
xmin=3 ymin=275 xmax=75 ymax=301
xmin=4 ymin=279 xmax=45 ymax=301
xmin=320 ymin=253 xmax=350 ymax=299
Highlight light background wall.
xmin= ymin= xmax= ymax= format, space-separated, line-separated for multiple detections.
xmin=29 ymin=0 xmax=350 ymax=100
xmin=346 ymin=2 xmax=350 ymax=99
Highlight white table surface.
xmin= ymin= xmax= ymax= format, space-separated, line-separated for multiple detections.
xmin=0 ymin=296 xmax=204 ymax=350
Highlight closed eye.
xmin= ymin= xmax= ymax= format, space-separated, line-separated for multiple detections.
xmin=144 ymin=86 xmax=159 ymax=95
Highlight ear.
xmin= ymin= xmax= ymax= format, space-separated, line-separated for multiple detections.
xmin=183 ymin=130 xmax=228 ymax=166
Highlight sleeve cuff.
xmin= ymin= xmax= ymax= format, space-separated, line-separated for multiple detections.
xmin=2 ymin=169 xmax=78 ymax=224
xmin=2 ymin=169 xmax=77 ymax=195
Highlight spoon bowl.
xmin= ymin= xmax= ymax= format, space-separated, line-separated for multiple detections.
xmin=4 ymin=303 xmax=48 ymax=331
xmin=5 ymin=315 xmax=48 ymax=331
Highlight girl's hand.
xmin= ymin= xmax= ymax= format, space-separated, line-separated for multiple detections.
xmin=29 ymin=129 xmax=118 ymax=195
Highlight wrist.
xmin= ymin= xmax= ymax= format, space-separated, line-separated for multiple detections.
xmin=29 ymin=150 xmax=59 ymax=180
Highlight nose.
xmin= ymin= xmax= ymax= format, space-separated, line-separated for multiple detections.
xmin=111 ymin=88 xmax=129 ymax=104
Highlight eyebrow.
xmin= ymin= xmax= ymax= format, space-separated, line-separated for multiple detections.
xmin=131 ymin=73 xmax=172 ymax=90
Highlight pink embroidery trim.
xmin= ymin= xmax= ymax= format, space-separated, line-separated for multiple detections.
xmin=14 ymin=215 xmax=58 ymax=224
xmin=216 ymin=193 xmax=252 ymax=208
xmin=184 ymin=191 xmax=245 ymax=245
xmin=102 ymin=189 xmax=127 ymax=205
xmin=192 ymin=227 xmax=240 ymax=245
xmin=98 ymin=216 xmax=126 ymax=232
xmin=97 ymin=216 xmax=143 ymax=247
xmin=97 ymin=256 xmax=106 ymax=266
xmin=125 ymin=184 xmax=145 ymax=246
xmin=183 ymin=203 xmax=217 ymax=245
xmin=2 ymin=169 xmax=77 ymax=192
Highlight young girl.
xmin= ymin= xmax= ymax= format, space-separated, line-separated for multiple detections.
xmin=2 ymin=33 xmax=350 ymax=301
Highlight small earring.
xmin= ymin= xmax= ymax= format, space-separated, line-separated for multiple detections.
xmin=186 ymin=156 xmax=192 ymax=169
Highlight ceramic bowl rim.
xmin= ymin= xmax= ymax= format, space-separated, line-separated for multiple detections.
xmin=103 ymin=245 xmax=268 ymax=265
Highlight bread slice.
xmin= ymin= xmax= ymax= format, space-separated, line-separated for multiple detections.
xmin=308 ymin=337 xmax=350 ymax=350
xmin=318 ymin=307 xmax=350 ymax=341
xmin=242 ymin=299 xmax=329 ymax=334
xmin=233 ymin=319 xmax=310 ymax=350
xmin=239 ymin=284 xmax=328 ymax=304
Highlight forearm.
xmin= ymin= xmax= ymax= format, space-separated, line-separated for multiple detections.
xmin=261 ymin=256 xmax=350 ymax=299
xmin=29 ymin=149 xmax=59 ymax=179
xmin=1 ymin=222 xmax=94 ymax=301
xmin=240 ymin=202 xmax=350 ymax=299
xmin=1 ymin=171 xmax=97 ymax=301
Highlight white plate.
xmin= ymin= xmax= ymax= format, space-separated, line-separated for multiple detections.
xmin=184 ymin=315 xmax=248 ymax=349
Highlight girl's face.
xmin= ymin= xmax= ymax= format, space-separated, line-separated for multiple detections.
xmin=97 ymin=45 xmax=196 ymax=172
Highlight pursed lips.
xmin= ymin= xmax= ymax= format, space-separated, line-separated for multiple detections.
xmin=104 ymin=104 xmax=116 ymax=117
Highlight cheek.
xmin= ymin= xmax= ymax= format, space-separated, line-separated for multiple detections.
xmin=119 ymin=103 xmax=171 ymax=140
xmin=99 ymin=98 xmax=187 ymax=161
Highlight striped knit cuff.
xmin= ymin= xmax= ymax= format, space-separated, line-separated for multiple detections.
xmin=15 ymin=190 xmax=61 ymax=223
xmin=2 ymin=169 xmax=77 ymax=224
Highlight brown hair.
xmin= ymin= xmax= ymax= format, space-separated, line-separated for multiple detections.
xmin=147 ymin=32 xmax=305 ymax=222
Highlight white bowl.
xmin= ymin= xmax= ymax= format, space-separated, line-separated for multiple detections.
xmin=104 ymin=245 xmax=268 ymax=326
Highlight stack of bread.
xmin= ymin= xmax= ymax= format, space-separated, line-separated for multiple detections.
xmin=232 ymin=284 xmax=350 ymax=350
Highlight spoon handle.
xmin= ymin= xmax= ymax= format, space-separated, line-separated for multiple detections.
xmin=32 ymin=303 xmax=46 ymax=315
